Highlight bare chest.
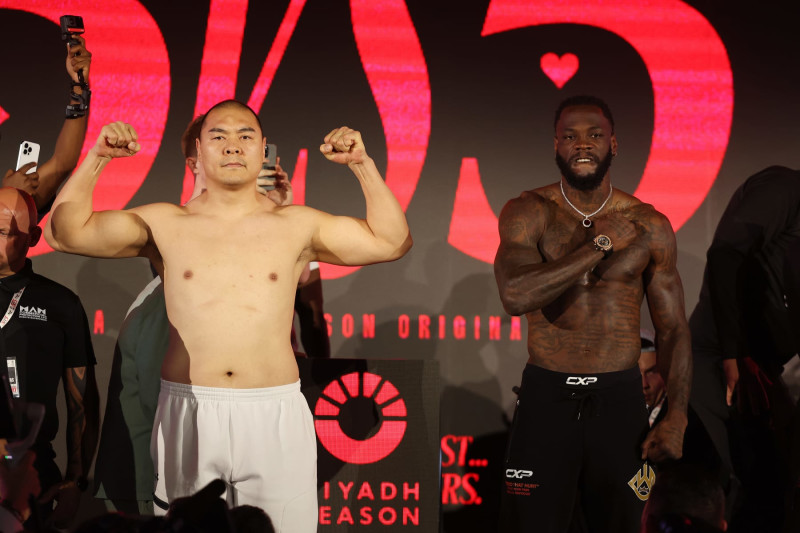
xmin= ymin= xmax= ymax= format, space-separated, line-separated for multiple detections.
xmin=151 ymin=212 xmax=310 ymax=288
xmin=539 ymin=215 xmax=651 ymax=283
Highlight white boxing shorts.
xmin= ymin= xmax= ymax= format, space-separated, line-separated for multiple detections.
xmin=151 ymin=379 xmax=318 ymax=532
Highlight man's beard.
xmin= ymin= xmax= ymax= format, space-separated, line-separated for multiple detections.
xmin=555 ymin=150 xmax=613 ymax=191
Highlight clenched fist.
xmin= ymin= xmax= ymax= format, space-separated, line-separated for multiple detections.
xmin=93 ymin=122 xmax=140 ymax=159
xmin=319 ymin=127 xmax=369 ymax=166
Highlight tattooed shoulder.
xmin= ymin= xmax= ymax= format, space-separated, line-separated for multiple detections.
xmin=499 ymin=190 xmax=554 ymax=243
xmin=505 ymin=190 xmax=552 ymax=219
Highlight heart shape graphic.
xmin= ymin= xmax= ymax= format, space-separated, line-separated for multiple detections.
xmin=540 ymin=52 xmax=579 ymax=88
xmin=450 ymin=0 xmax=735 ymax=263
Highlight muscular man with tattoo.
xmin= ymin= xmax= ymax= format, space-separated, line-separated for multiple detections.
xmin=0 ymin=187 xmax=98 ymax=529
xmin=45 ymin=100 xmax=411 ymax=532
xmin=494 ymin=95 xmax=692 ymax=533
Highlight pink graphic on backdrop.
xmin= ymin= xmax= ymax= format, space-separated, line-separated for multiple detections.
xmin=484 ymin=1 xmax=734 ymax=225
xmin=0 ymin=104 xmax=8 ymax=126
xmin=3 ymin=1 xmax=731 ymax=266
xmin=448 ymin=159 xmax=499 ymax=264
xmin=246 ymin=0 xmax=307 ymax=114
xmin=193 ymin=0 xmax=249 ymax=115
xmin=318 ymin=0 xmax=431 ymax=280
xmin=181 ymin=0 xmax=250 ymax=204
xmin=290 ymin=149 xmax=308 ymax=205
xmin=448 ymin=0 xmax=733 ymax=263
xmin=183 ymin=0 xmax=308 ymax=204
xmin=540 ymin=52 xmax=579 ymax=88
xmin=0 ymin=0 xmax=171 ymax=257
xmin=315 ymin=0 xmax=430 ymax=280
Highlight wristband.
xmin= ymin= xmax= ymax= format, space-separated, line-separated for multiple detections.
xmin=66 ymin=78 xmax=91 ymax=119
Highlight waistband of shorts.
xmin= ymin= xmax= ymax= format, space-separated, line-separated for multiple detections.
xmin=522 ymin=363 xmax=640 ymax=389
xmin=159 ymin=379 xmax=301 ymax=401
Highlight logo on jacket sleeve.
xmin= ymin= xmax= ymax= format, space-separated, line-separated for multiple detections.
xmin=18 ymin=305 xmax=47 ymax=322
xmin=628 ymin=463 xmax=656 ymax=501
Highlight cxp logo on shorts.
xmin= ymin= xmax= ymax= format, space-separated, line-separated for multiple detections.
xmin=314 ymin=372 xmax=407 ymax=465
xmin=566 ymin=377 xmax=598 ymax=386
xmin=505 ymin=469 xmax=533 ymax=479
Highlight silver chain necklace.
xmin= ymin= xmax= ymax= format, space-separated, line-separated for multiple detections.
xmin=559 ymin=180 xmax=613 ymax=228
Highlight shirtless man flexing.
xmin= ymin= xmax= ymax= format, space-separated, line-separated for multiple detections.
xmin=494 ymin=95 xmax=691 ymax=533
xmin=45 ymin=100 xmax=412 ymax=532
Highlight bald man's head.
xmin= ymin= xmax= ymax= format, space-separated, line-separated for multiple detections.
xmin=0 ymin=187 xmax=37 ymax=232
xmin=200 ymin=100 xmax=262 ymax=137
xmin=0 ymin=187 xmax=41 ymax=275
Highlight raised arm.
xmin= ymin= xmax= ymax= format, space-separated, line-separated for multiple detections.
xmin=2 ymin=35 xmax=91 ymax=213
xmin=313 ymin=127 xmax=412 ymax=265
xmin=640 ymin=210 xmax=691 ymax=462
xmin=44 ymin=122 xmax=151 ymax=258
xmin=35 ymin=35 xmax=92 ymax=210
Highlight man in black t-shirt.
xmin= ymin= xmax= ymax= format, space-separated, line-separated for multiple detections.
xmin=689 ymin=166 xmax=800 ymax=532
xmin=0 ymin=187 xmax=98 ymax=529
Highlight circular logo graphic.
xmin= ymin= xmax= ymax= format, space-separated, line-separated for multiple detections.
xmin=314 ymin=372 xmax=407 ymax=464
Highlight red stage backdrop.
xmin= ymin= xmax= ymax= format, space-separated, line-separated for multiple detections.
xmin=1 ymin=1 xmax=799 ymax=530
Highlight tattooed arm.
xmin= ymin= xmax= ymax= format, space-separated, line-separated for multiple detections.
xmin=495 ymin=193 xmax=595 ymax=315
xmin=640 ymin=208 xmax=691 ymax=461
xmin=64 ymin=365 xmax=99 ymax=483
xmin=47 ymin=365 xmax=99 ymax=527
xmin=494 ymin=192 xmax=638 ymax=315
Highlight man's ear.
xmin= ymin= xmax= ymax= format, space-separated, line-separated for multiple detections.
xmin=186 ymin=157 xmax=198 ymax=175
xmin=29 ymin=225 xmax=42 ymax=247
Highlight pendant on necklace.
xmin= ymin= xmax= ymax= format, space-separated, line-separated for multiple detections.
xmin=582 ymin=218 xmax=592 ymax=228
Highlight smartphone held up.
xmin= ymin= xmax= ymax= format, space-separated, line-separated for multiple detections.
xmin=259 ymin=143 xmax=278 ymax=191
xmin=16 ymin=141 xmax=40 ymax=175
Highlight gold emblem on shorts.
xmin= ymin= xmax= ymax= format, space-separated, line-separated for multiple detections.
xmin=627 ymin=463 xmax=656 ymax=501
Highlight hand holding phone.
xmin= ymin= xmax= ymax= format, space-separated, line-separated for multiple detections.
xmin=259 ymin=144 xmax=278 ymax=191
xmin=16 ymin=142 xmax=40 ymax=175
xmin=258 ymin=147 xmax=293 ymax=206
